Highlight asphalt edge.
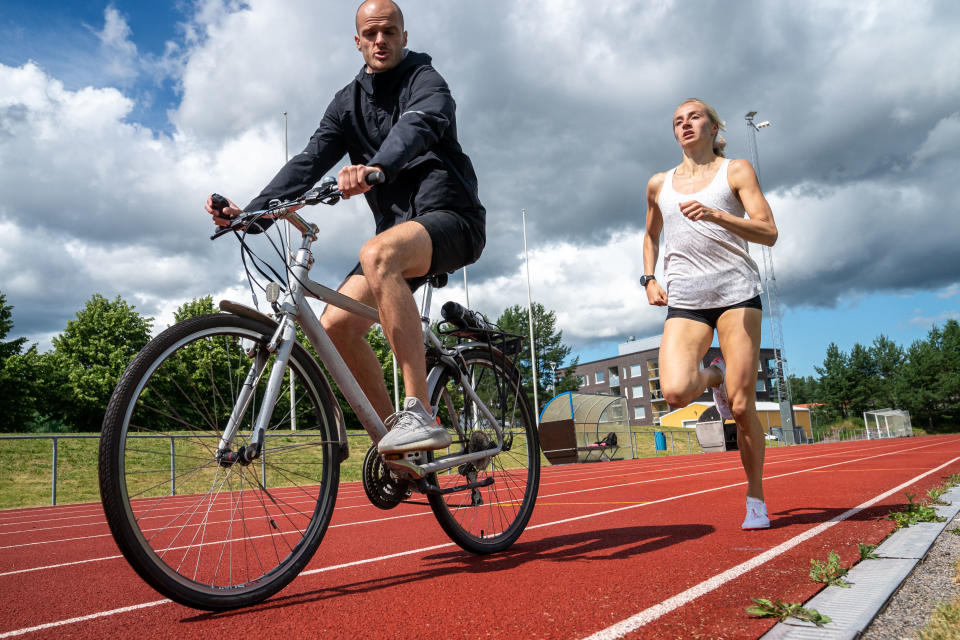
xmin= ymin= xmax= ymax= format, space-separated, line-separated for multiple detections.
xmin=760 ymin=485 xmax=960 ymax=640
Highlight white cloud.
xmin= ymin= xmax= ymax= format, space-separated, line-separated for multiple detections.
xmin=912 ymin=112 xmax=960 ymax=165
xmin=2 ymin=0 xmax=960 ymax=362
xmin=938 ymin=284 xmax=959 ymax=300
xmin=909 ymin=309 xmax=959 ymax=327
xmin=93 ymin=6 xmax=139 ymax=84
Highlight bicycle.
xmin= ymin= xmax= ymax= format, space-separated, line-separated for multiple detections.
xmin=98 ymin=173 xmax=540 ymax=611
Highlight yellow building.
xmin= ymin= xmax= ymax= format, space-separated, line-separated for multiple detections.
xmin=660 ymin=402 xmax=811 ymax=437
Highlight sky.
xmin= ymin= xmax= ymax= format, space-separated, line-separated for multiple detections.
xmin=1 ymin=0 xmax=958 ymax=379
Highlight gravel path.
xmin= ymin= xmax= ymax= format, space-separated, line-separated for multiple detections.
xmin=860 ymin=510 xmax=960 ymax=639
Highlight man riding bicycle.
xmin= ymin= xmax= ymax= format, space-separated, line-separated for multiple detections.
xmin=204 ymin=0 xmax=486 ymax=454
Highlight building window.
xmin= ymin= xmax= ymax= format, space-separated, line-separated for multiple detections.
xmin=629 ymin=364 xmax=644 ymax=378
xmin=633 ymin=406 xmax=646 ymax=420
xmin=632 ymin=385 xmax=644 ymax=399
xmin=756 ymin=378 xmax=766 ymax=392
xmin=595 ymin=370 xmax=605 ymax=384
xmin=577 ymin=375 xmax=586 ymax=387
xmin=648 ymin=360 xmax=659 ymax=379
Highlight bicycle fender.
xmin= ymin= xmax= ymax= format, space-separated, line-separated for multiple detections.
xmin=218 ymin=300 xmax=350 ymax=462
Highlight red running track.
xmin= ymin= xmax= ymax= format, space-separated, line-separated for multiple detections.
xmin=2 ymin=435 xmax=959 ymax=639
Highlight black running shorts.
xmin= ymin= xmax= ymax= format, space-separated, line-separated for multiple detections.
xmin=346 ymin=209 xmax=485 ymax=291
xmin=665 ymin=295 xmax=763 ymax=330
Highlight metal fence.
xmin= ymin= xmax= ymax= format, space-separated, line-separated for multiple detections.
xmin=1 ymin=432 xmax=373 ymax=506
xmin=3 ymin=424 xmax=915 ymax=506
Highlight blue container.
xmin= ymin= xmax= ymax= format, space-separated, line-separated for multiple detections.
xmin=654 ymin=431 xmax=666 ymax=451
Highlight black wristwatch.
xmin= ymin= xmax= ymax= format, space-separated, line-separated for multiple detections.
xmin=640 ymin=275 xmax=656 ymax=287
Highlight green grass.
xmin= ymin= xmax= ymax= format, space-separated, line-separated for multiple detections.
xmin=745 ymin=598 xmax=831 ymax=626
xmin=887 ymin=493 xmax=947 ymax=529
xmin=0 ymin=431 xmax=374 ymax=509
xmin=1 ymin=428 xmax=543 ymax=509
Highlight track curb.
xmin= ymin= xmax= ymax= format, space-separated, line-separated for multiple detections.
xmin=761 ymin=485 xmax=960 ymax=639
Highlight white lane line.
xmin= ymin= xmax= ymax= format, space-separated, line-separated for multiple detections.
xmin=2 ymin=439 xmax=956 ymax=637
xmin=0 ymin=600 xmax=170 ymax=638
xmin=581 ymin=454 xmax=960 ymax=640
xmin=0 ymin=438 xmax=944 ymax=567
xmin=528 ymin=436 xmax=950 ymax=513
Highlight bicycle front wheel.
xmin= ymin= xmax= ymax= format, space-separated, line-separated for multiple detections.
xmin=428 ymin=345 xmax=540 ymax=553
xmin=98 ymin=313 xmax=340 ymax=610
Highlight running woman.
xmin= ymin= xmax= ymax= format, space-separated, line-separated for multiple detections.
xmin=641 ymin=98 xmax=779 ymax=529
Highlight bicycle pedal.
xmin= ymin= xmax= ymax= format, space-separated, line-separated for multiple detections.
xmin=418 ymin=476 xmax=493 ymax=496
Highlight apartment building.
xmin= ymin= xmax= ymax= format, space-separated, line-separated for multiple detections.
xmin=572 ymin=335 xmax=781 ymax=427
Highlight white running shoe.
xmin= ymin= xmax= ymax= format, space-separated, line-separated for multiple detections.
xmin=377 ymin=397 xmax=452 ymax=454
xmin=742 ymin=497 xmax=770 ymax=530
xmin=709 ymin=357 xmax=734 ymax=421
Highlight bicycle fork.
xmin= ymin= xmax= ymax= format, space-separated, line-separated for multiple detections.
xmin=216 ymin=317 xmax=297 ymax=466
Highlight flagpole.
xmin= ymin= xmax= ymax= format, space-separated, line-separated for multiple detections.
xmin=522 ymin=209 xmax=539 ymax=425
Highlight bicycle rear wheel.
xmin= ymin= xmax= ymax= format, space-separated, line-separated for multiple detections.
xmin=427 ymin=345 xmax=540 ymax=553
xmin=98 ymin=314 xmax=340 ymax=610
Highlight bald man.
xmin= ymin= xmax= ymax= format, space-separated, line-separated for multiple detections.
xmin=205 ymin=0 xmax=485 ymax=453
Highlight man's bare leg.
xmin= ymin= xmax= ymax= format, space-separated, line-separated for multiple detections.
xmin=358 ymin=220 xmax=433 ymax=407
xmin=320 ymin=276 xmax=394 ymax=421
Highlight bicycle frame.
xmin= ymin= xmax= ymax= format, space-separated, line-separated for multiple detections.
xmin=218 ymin=210 xmax=505 ymax=480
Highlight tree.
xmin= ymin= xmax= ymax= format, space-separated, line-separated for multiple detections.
xmin=174 ymin=296 xmax=217 ymax=322
xmin=787 ymin=375 xmax=820 ymax=405
xmin=815 ymin=343 xmax=853 ymax=419
xmin=49 ymin=294 xmax=153 ymax=431
xmin=939 ymin=320 xmax=960 ymax=427
xmin=494 ymin=302 xmax=576 ymax=413
xmin=0 ymin=293 xmax=45 ymax=432
xmin=870 ymin=334 xmax=904 ymax=409
xmin=897 ymin=320 xmax=960 ymax=431
xmin=847 ymin=342 xmax=877 ymax=416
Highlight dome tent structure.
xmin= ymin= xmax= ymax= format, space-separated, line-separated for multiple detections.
xmin=538 ymin=392 xmax=632 ymax=464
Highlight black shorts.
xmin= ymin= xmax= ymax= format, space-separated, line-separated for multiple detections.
xmin=665 ymin=295 xmax=763 ymax=330
xmin=346 ymin=209 xmax=486 ymax=291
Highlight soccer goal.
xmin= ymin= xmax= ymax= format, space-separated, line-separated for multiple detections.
xmin=863 ymin=408 xmax=913 ymax=439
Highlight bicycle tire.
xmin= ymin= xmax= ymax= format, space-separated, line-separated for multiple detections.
xmin=98 ymin=313 xmax=340 ymax=610
xmin=427 ymin=345 xmax=540 ymax=553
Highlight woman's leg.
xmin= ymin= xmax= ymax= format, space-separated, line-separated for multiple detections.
xmin=716 ymin=307 xmax=764 ymax=501
xmin=659 ymin=317 xmax=719 ymax=409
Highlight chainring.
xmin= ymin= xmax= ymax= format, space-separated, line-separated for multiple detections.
xmin=362 ymin=443 xmax=412 ymax=510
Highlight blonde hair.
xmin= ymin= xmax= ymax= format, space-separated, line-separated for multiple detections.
xmin=678 ymin=98 xmax=727 ymax=157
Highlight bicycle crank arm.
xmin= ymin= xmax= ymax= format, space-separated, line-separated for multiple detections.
xmin=416 ymin=476 xmax=494 ymax=496
xmin=382 ymin=445 xmax=501 ymax=479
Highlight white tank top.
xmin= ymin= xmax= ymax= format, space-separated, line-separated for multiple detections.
xmin=656 ymin=159 xmax=762 ymax=309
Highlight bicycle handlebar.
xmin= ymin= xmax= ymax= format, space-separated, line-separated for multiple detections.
xmin=210 ymin=170 xmax=386 ymax=240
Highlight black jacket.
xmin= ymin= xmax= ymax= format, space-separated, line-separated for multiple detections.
xmin=245 ymin=51 xmax=485 ymax=237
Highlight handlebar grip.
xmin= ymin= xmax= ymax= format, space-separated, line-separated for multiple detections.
xmin=210 ymin=193 xmax=229 ymax=214
xmin=365 ymin=171 xmax=386 ymax=186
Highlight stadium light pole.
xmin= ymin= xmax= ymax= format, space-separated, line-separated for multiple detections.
xmin=283 ymin=112 xmax=298 ymax=430
xmin=745 ymin=110 xmax=796 ymax=438
xmin=522 ymin=209 xmax=540 ymax=425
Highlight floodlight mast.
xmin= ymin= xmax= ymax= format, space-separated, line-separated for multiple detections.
xmin=745 ymin=111 xmax=796 ymax=437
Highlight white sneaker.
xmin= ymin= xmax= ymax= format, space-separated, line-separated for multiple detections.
xmin=710 ymin=357 xmax=734 ymax=421
xmin=742 ymin=497 xmax=770 ymax=530
xmin=377 ymin=397 xmax=452 ymax=454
